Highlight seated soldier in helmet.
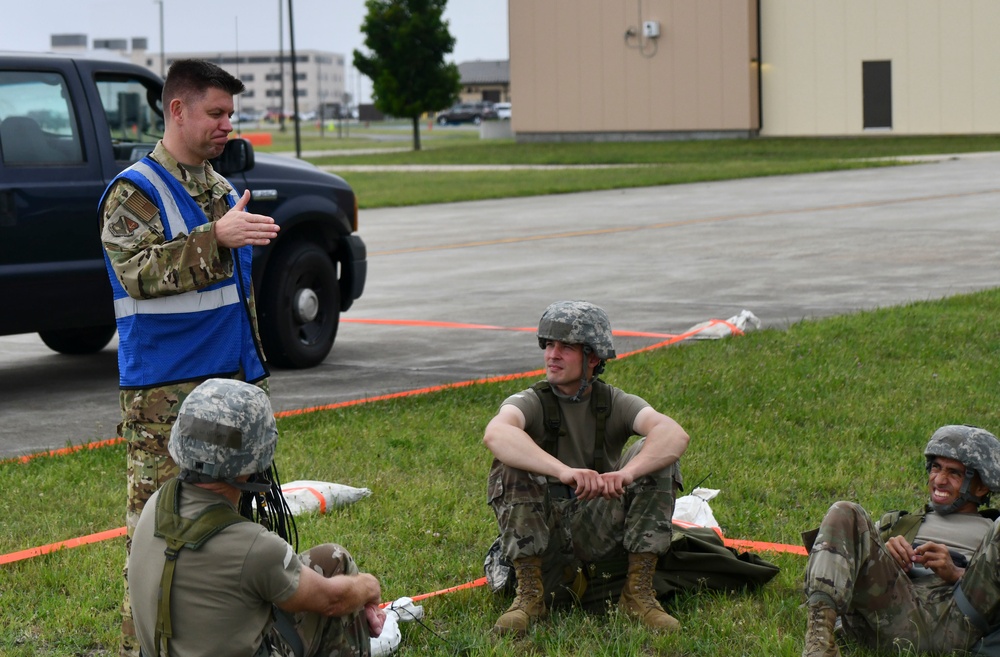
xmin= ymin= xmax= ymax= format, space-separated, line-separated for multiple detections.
xmin=482 ymin=300 xmax=690 ymax=636
xmin=128 ymin=378 xmax=385 ymax=657
xmin=802 ymin=425 xmax=1000 ymax=657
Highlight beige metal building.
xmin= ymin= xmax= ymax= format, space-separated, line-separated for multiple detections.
xmin=760 ymin=0 xmax=1000 ymax=136
xmin=509 ymin=0 xmax=1000 ymax=140
xmin=509 ymin=0 xmax=760 ymax=141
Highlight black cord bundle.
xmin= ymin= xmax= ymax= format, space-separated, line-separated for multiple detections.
xmin=238 ymin=461 xmax=299 ymax=552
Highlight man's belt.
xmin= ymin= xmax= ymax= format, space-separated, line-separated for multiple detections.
xmin=548 ymin=484 xmax=575 ymax=499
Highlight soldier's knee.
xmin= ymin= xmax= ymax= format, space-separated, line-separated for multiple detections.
xmin=301 ymin=543 xmax=355 ymax=577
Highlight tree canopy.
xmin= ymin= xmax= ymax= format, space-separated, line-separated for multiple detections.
xmin=353 ymin=0 xmax=461 ymax=150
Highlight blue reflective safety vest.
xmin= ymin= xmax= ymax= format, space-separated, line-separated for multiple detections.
xmin=102 ymin=157 xmax=267 ymax=389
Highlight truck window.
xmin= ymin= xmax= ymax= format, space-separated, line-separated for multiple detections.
xmin=94 ymin=76 xmax=164 ymax=163
xmin=0 ymin=71 xmax=84 ymax=166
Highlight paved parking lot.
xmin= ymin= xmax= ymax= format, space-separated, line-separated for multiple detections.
xmin=2 ymin=151 xmax=999 ymax=458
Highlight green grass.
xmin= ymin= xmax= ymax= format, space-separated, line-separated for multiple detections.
xmin=5 ymin=288 xmax=1000 ymax=656
xmin=247 ymin=127 xmax=1000 ymax=208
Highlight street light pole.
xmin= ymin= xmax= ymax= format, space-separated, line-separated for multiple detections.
xmin=288 ymin=0 xmax=301 ymax=158
xmin=155 ymin=0 xmax=165 ymax=77
xmin=278 ymin=0 xmax=286 ymax=132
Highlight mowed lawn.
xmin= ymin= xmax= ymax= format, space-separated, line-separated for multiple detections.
xmin=4 ymin=285 xmax=1000 ymax=656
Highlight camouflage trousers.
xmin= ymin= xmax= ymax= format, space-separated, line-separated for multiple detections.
xmin=266 ymin=544 xmax=372 ymax=657
xmin=120 ymin=385 xmax=191 ymax=657
xmin=487 ymin=438 xmax=681 ymax=607
xmin=803 ymin=500 xmax=1000 ymax=654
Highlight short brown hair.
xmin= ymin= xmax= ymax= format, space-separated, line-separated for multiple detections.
xmin=163 ymin=59 xmax=245 ymax=106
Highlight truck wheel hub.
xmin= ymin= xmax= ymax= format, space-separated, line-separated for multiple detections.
xmin=293 ymin=288 xmax=320 ymax=323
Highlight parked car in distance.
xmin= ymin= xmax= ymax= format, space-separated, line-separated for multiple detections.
xmin=436 ymin=101 xmax=497 ymax=125
xmin=495 ymin=102 xmax=511 ymax=120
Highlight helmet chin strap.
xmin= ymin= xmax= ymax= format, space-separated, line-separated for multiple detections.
xmin=927 ymin=467 xmax=983 ymax=515
xmin=551 ymin=348 xmax=606 ymax=403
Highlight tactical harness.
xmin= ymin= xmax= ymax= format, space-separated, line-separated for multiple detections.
xmin=149 ymin=479 xmax=305 ymax=657
xmin=532 ymin=378 xmax=612 ymax=474
xmin=152 ymin=478 xmax=251 ymax=657
xmin=878 ymin=506 xmax=1000 ymax=656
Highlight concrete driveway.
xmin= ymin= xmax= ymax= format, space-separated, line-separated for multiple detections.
xmin=2 ymin=152 xmax=998 ymax=458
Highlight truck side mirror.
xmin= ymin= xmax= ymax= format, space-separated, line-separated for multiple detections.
xmin=211 ymin=137 xmax=255 ymax=175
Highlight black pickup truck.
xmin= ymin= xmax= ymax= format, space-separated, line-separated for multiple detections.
xmin=0 ymin=52 xmax=366 ymax=368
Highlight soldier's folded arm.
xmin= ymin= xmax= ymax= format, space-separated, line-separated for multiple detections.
xmin=619 ymin=408 xmax=689 ymax=480
xmin=484 ymin=404 xmax=569 ymax=480
xmin=275 ymin=566 xmax=382 ymax=619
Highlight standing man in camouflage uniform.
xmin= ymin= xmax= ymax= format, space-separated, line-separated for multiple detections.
xmin=802 ymin=425 xmax=1000 ymax=656
xmin=99 ymin=59 xmax=278 ymax=656
xmin=129 ymin=378 xmax=385 ymax=657
xmin=483 ymin=300 xmax=690 ymax=636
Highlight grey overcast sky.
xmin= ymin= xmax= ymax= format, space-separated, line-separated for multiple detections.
xmin=0 ymin=0 xmax=509 ymax=100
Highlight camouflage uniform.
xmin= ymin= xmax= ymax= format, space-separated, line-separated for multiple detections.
xmin=489 ymin=436 xmax=680 ymax=607
xmin=100 ymin=141 xmax=267 ymax=656
xmin=803 ymin=426 xmax=1000 ymax=655
xmin=802 ymin=500 xmax=1000 ymax=653
xmin=269 ymin=544 xmax=373 ymax=657
xmin=131 ymin=380 xmax=372 ymax=657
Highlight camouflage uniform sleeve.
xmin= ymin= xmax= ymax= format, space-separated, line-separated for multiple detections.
xmin=100 ymin=178 xmax=234 ymax=299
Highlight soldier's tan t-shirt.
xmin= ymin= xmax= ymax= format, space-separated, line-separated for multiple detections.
xmin=502 ymin=383 xmax=649 ymax=481
xmin=907 ymin=511 xmax=994 ymax=582
xmin=129 ymin=482 xmax=301 ymax=657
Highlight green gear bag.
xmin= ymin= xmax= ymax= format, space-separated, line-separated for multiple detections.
xmin=580 ymin=524 xmax=781 ymax=607
xmin=484 ymin=523 xmax=780 ymax=609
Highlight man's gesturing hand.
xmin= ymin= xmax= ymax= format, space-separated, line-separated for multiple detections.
xmin=215 ymin=189 xmax=279 ymax=248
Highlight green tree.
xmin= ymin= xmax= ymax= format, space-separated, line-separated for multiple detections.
xmin=353 ymin=0 xmax=461 ymax=151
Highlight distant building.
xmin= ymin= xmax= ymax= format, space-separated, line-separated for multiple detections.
xmin=47 ymin=33 xmax=347 ymax=118
xmin=509 ymin=0 xmax=1000 ymax=141
xmin=50 ymin=34 xmax=88 ymax=51
xmin=457 ymin=60 xmax=510 ymax=104
xmin=136 ymin=49 xmax=348 ymax=119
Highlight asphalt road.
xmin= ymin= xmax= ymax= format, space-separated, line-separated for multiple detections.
xmin=3 ymin=152 xmax=999 ymax=459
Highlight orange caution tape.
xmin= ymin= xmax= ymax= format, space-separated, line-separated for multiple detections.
xmin=1 ymin=315 xmax=748 ymax=570
xmin=3 ymin=437 xmax=124 ymax=466
xmin=0 ymin=526 xmax=126 ymax=566
xmin=724 ymin=538 xmax=808 ymax=556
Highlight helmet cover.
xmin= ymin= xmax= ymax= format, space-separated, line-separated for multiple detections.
xmin=537 ymin=300 xmax=616 ymax=360
xmin=168 ymin=378 xmax=277 ymax=484
xmin=924 ymin=424 xmax=1000 ymax=492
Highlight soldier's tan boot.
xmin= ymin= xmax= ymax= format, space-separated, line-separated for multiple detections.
xmin=618 ymin=552 xmax=680 ymax=632
xmin=492 ymin=556 xmax=547 ymax=636
xmin=802 ymin=603 xmax=840 ymax=657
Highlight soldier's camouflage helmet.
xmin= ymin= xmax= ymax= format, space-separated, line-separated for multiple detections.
xmin=925 ymin=424 xmax=1000 ymax=492
xmin=537 ymin=300 xmax=616 ymax=360
xmin=168 ymin=378 xmax=277 ymax=488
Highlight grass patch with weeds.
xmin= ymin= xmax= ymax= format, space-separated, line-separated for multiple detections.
xmin=4 ymin=288 xmax=1000 ymax=655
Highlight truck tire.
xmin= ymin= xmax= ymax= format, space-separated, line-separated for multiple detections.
xmin=259 ymin=240 xmax=340 ymax=369
xmin=38 ymin=325 xmax=116 ymax=355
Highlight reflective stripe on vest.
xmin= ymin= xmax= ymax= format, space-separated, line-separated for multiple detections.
xmin=129 ymin=159 xmax=192 ymax=240
xmin=113 ymin=283 xmax=241 ymax=318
